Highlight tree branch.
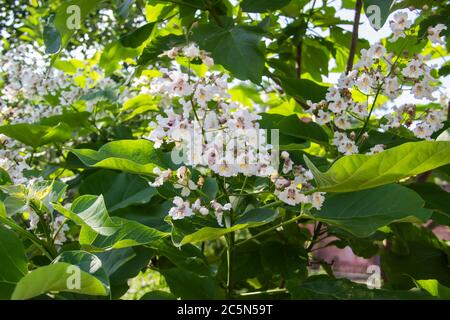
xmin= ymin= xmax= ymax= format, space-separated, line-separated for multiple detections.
xmin=296 ymin=42 xmax=303 ymax=78
xmin=346 ymin=0 xmax=363 ymax=73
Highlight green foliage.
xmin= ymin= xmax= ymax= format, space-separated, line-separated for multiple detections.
xmin=311 ymin=184 xmax=432 ymax=237
xmin=11 ymin=262 xmax=108 ymax=300
xmin=0 ymin=225 xmax=28 ymax=299
xmin=0 ymin=123 xmax=72 ymax=148
xmin=305 ymin=141 xmax=450 ymax=192
xmin=192 ymin=24 xmax=265 ymax=83
xmin=1 ymin=0 xmax=449 ymax=302
xmin=71 ymin=140 xmax=163 ymax=176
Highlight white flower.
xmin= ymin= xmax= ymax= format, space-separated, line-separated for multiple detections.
xmin=337 ymin=71 xmax=356 ymax=88
xmin=192 ymin=199 xmax=209 ymax=216
xmin=276 ymin=184 xmax=308 ymax=206
xmin=352 ymin=102 xmax=368 ymax=117
xmin=151 ymin=168 xmax=172 ymax=187
xmin=26 ymin=211 xmax=40 ymax=231
xmin=169 ymin=197 xmax=193 ymax=220
xmin=52 ymin=215 xmax=69 ymax=245
xmin=337 ymin=140 xmax=358 ymax=155
xmin=389 ymin=12 xmax=411 ymax=42
xmin=427 ymin=24 xmax=447 ymax=44
xmin=212 ymin=161 xmax=238 ymax=177
xmin=174 ymin=166 xmax=197 ymax=196
xmin=326 ymin=87 xmax=341 ymax=101
xmin=369 ymin=43 xmax=386 ymax=59
xmin=183 ymin=43 xmax=200 ymax=59
xmin=210 ymin=201 xmax=232 ymax=227
xmin=334 ymin=114 xmax=351 ymax=130
xmin=367 ymin=144 xmax=385 ymax=155
xmin=425 ymin=110 xmax=444 ymax=131
xmin=310 ymin=192 xmax=325 ymax=210
xmin=413 ymin=123 xmax=433 ymax=139
xmin=202 ymin=56 xmax=214 ymax=67
xmin=354 ymin=49 xmax=373 ymax=69
xmin=328 ymin=98 xmax=347 ymax=114
xmin=402 ymin=59 xmax=424 ymax=79
xmin=315 ymin=109 xmax=331 ymax=125
xmin=412 ymin=81 xmax=434 ymax=100
xmin=356 ymin=73 xmax=373 ymax=92
xmin=384 ymin=77 xmax=399 ymax=98
xmin=194 ymin=84 xmax=214 ymax=107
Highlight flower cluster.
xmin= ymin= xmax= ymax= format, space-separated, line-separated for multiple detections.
xmin=147 ymin=44 xmax=326 ymax=223
xmin=304 ymin=21 xmax=447 ymax=155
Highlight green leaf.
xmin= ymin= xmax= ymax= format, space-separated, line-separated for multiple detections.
xmin=261 ymin=240 xmax=308 ymax=279
xmin=363 ymin=0 xmax=396 ymax=31
xmin=120 ymin=22 xmax=155 ymax=48
xmin=305 ymin=141 xmax=450 ymax=192
xmin=11 ymin=262 xmax=108 ymax=300
xmin=381 ymin=223 xmax=450 ymax=289
xmin=137 ymin=34 xmax=185 ymax=66
xmin=140 ymin=290 xmax=176 ymax=300
xmin=70 ymin=139 xmax=162 ymax=176
xmin=278 ymin=77 xmax=329 ymax=103
xmin=79 ymin=170 xmax=157 ymax=212
xmin=80 ymin=217 xmax=169 ymax=249
xmin=53 ymin=195 xmax=118 ymax=236
xmin=241 ymin=0 xmax=291 ymax=12
xmin=287 ymin=275 xmax=432 ymax=299
xmin=150 ymin=239 xmax=212 ymax=276
xmin=407 ymin=183 xmax=450 ymax=217
xmin=43 ymin=15 xmax=61 ymax=54
xmin=53 ymin=0 xmax=103 ymax=53
xmin=96 ymin=247 xmax=155 ymax=298
xmin=159 ymin=267 xmax=219 ymax=299
xmin=416 ymin=280 xmax=450 ymax=300
xmin=39 ymin=112 xmax=91 ymax=128
xmin=100 ymin=41 xmax=142 ymax=75
xmin=122 ymin=94 xmax=158 ymax=112
xmin=0 ymin=225 xmax=28 ymax=299
xmin=171 ymin=208 xmax=278 ymax=246
xmin=311 ymin=184 xmax=433 ymax=237
xmin=192 ymin=24 xmax=265 ymax=83
xmin=277 ymin=114 xmax=329 ymax=144
xmin=54 ymin=251 xmax=110 ymax=293
xmin=0 ymin=123 xmax=72 ymax=148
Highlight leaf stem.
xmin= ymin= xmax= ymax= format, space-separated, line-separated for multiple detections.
xmin=235 ymin=211 xmax=306 ymax=247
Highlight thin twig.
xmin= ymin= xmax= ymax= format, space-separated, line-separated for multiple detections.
xmin=346 ymin=0 xmax=363 ymax=73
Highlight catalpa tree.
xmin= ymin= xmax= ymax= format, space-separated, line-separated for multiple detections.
xmin=0 ymin=0 xmax=449 ymax=300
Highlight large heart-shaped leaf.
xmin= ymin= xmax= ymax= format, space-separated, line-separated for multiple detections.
xmin=277 ymin=114 xmax=329 ymax=144
xmin=0 ymin=123 xmax=72 ymax=148
xmin=363 ymin=0 xmax=396 ymax=31
xmin=305 ymin=141 xmax=450 ymax=192
xmin=54 ymin=251 xmax=110 ymax=293
xmin=0 ymin=225 xmax=28 ymax=299
xmin=79 ymin=170 xmax=157 ymax=212
xmin=278 ymin=77 xmax=329 ymax=103
xmin=71 ymin=140 xmax=162 ymax=176
xmin=120 ymin=22 xmax=156 ymax=48
xmin=11 ymin=262 xmax=108 ymax=300
xmin=192 ymin=24 xmax=265 ymax=83
xmin=53 ymin=195 xmax=118 ymax=236
xmin=52 ymin=0 xmax=103 ymax=53
xmin=80 ymin=217 xmax=169 ymax=249
xmin=310 ymin=184 xmax=433 ymax=237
